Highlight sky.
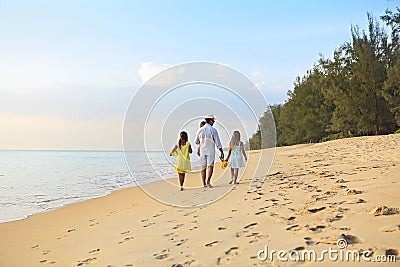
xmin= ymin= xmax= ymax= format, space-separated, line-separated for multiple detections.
xmin=0 ymin=0 xmax=398 ymax=150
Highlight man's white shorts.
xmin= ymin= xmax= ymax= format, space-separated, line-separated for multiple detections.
xmin=200 ymin=154 xmax=215 ymax=167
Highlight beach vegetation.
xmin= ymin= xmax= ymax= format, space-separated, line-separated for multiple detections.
xmin=249 ymin=8 xmax=400 ymax=148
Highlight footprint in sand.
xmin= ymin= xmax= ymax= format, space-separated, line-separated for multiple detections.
xmin=172 ymin=223 xmax=184 ymax=229
xmin=225 ymin=247 xmax=239 ymax=255
xmin=304 ymin=237 xmax=315 ymax=246
xmin=381 ymin=224 xmax=400 ymax=232
xmin=308 ymin=225 xmax=326 ymax=232
xmin=142 ymin=222 xmax=155 ymax=228
xmin=345 ymin=198 xmax=366 ymax=204
xmin=307 ymin=206 xmax=326 ymax=213
xmin=106 ymin=210 xmax=117 ymax=217
xmin=244 ymin=223 xmax=258 ymax=229
xmin=88 ymin=248 xmax=100 ymax=254
xmin=57 ymin=228 xmax=77 ymax=240
xmin=163 ymin=232 xmax=176 ymax=237
xmin=370 ymin=206 xmax=400 ymax=216
xmin=315 ymin=234 xmax=362 ymax=246
xmin=183 ymin=211 xmax=197 ymax=217
xmin=171 ymin=259 xmax=199 ymax=267
xmin=324 ymin=191 xmax=336 ymax=196
xmin=77 ymin=257 xmax=97 ymax=266
xmin=245 ymin=232 xmax=266 ymax=244
xmin=153 ymin=249 xmax=169 ymax=260
xmin=345 ymin=189 xmax=363 ymax=195
xmin=328 ymin=214 xmax=343 ymax=222
xmin=292 ymin=246 xmax=305 ymax=251
xmin=331 ymin=185 xmax=347 ymax=190
xmin=385 ymin=249 xmax=399 ymax=258
xmin=217 ymin=247 xmax=241 ymax=265
xmin=88 ymin=219 xmax=99 ymax=227
xmin=255 ymin=210 xmax=267 ymax=215
xmin=118 ymin=236 xmax=134 ymax=244
xmin=205 ymin=240 xmax=219 ymax=247
xmin=340 ymin=234 xmax=361 ymax=244
xmin=286 ymin=224 xmax=300 ymax=231
xmin=175 ymin=239 xmax=188 ymax=246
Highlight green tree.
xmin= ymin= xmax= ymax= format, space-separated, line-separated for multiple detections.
xmin=381 ymin=8 xmax=400 ymax=125
xmin=320 ymin=14 xmax=395 ymax=135
xmin=277 ymin=69 xmax=333 ymax=145
xmin=248 ymin=105 xmax=279 ymax=149
xmin=249 ymin=10 xmax=399 ymax=150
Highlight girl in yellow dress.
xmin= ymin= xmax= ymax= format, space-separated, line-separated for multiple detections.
xmin=170 ymin=131 xmax=192 ymax=191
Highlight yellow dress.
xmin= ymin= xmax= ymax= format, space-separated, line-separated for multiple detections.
xmin=174 ymin=141 xmax=191 ymax=173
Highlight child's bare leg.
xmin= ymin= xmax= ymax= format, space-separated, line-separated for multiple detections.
xmin=229 ymin=168 xmax=234 ymax=184
xmin=178 ymin=172 xmax=185 ymax=190
xmin=234 ymin=168 xmax=239 ymax=183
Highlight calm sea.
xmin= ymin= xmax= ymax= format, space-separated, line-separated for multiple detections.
xmin=0 ymin=150 xmax=188 ymax=223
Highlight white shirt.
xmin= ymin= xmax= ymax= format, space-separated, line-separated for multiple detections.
xmin=195 ymin=123 xmax=222 ymax=156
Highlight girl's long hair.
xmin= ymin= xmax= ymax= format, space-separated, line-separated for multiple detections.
xmin=179 ymin=131 xmax=188 ymax=149
xmin=231 ymin=131 xmax=241 ymax=147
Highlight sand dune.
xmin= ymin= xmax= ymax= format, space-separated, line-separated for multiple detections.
xmin=0 ymin=134 xmax=399 ymax=266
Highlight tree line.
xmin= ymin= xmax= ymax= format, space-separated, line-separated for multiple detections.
xmin=249 ymin=9 xmax=400 ymax=149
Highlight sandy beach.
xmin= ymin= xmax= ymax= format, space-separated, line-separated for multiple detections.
xmin=0 ymin=134 xmax=399 ymax=266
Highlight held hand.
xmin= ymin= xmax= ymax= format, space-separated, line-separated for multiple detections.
xmin=220 ymin=151 xmax=224 ymax=159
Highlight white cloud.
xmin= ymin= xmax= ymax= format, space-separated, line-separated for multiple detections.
xmin=137 ymin=62 xmax=171 ymax=84
xmin=252 ymin=80 xmax=268 ymax=90
xmin=252 ymin=70 xmax=260 ymax=77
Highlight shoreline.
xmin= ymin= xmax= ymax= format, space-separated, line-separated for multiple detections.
xmin=0 ymin=134 xmax=399 ymax=266
xmin=0 ymin=161 xmax=222 ymax=224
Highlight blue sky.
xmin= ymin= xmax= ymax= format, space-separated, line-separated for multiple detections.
xmin=0 ymin=0 xmax=397 ymax=149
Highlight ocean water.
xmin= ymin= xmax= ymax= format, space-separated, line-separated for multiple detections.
xmin=0 ymin=150 xmax=184 ymax=223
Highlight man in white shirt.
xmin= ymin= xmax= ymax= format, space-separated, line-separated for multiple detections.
xmin=195 ymin=114 xmax=224 ymax=188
